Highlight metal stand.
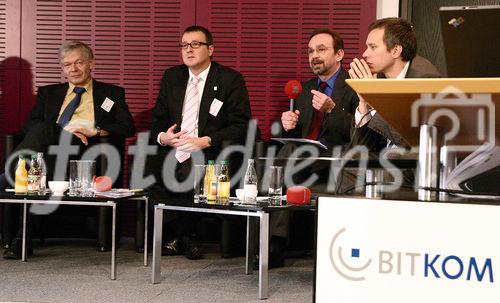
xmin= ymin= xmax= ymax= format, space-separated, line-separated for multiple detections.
xmin=365 ymin=169 xmax=384 ymax=199
xmin=417 ymin=124 xmax=439 ymax=201
xmin=439 ymin=146 xmax=458 ymax=199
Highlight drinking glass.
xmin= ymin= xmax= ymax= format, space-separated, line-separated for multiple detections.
xmin=69 ymin=160 xmax=80 ymax=196
xmin=194 ymin=164 xmax=207 ymax=203
xmin=79 ymin=160 xmax=96 ymax=196
xmin=69 ymin=160 xmax=95 ymax=196
xmin=268 ymin=166 xmax=283 ymax=205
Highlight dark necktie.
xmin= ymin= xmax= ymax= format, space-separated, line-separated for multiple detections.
xmin=306 ymin=81 xmax=328 ymax=140
xmin=58 ymin=86 xmax=86 ymax=127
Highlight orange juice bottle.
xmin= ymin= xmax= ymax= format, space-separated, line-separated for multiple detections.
xmin=217 ymin=160 xmax=230 ymax=204
xmin=205 ymin=160 xmax=217 ymax=203
xmin=15 ymin=156 xmax=28 ymax=193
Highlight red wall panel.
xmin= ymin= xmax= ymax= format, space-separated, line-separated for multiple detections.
xmin=0 ymin=0 xmax=376 ymax=236
xmin=197 ymin=0 xmax=376 ymax=139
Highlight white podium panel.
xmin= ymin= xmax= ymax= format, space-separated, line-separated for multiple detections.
xmin=315 ymin=197 xmax=500 ymax=303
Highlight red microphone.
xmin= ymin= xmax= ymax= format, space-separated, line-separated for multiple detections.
xmin=284 ymin=80 xmax=302 ymax=111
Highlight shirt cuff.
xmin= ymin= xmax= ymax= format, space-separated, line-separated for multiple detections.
xmin=157 ymin=132 xmax=166 ymax=146
xmin=354 ymin=107 xmax=376 ymax=128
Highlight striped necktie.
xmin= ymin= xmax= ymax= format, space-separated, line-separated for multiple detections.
xmin=176 ymin=76 xmax=201 ymax=163
xmin=58 ymin=86 xmax=86 ymax=127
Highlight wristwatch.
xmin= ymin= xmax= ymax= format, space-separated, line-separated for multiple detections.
xmin=207 ymin=136 xmax=212 ymax=146
xmin=95 ymin=126 xmax=101 ymax=137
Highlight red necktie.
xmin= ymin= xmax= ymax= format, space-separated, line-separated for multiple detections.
xmin=306 ymin=81 xmax=328 ymax=140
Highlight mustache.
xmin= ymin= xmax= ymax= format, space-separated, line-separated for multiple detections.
xmin=311 ymin=59 xmax=323 ymax=65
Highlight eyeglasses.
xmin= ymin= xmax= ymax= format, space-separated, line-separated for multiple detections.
xmin=62 ymin=60 xmax=87 ymax=69
xmin=306 ymin=47 xmax=334 ymax=56
xmin=179 ymin=41 xmax=211 ymax=49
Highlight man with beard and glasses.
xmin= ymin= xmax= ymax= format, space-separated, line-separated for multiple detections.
xmin=281 ymin=28 xmax=359 ymax=153
xmin=268 ymin=28 xmax=359 ymax=268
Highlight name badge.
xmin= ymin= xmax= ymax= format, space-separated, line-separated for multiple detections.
xmin=101 ymin=97 xmax=115 ymax=112
xmin=209 ymin=98 xmax=223 ymax=117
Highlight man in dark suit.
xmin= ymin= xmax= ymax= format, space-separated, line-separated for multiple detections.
xmin=270 ymin=29 xmax=359 ymax=268
xmin=281 ymin=28 xmax=359 ymax=150
xmin=3 ymin=41 xmax=135 ymax=259
xmin=148 ymin=25 xmax=252 ymax=259
xmin=332 ymin=17 xmax=443 ymax=195
xmin=348 ymin=17 xmax=441 ymax=151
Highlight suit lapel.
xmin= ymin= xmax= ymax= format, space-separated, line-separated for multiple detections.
xmin=51 ymin=83 xmax=69 ymax=123
xmin=173 ymin=69 xmax=190 ymax=127
xmin=197 ymin=63 xmax=218 ymax=134
xmin=301 ymin=79 xmax=316 ymax=137
xmin=318 ymin=69 xmax=347 ymax=139
xmin=92 ymin=80 xmax=105 ymax=124
xmin=330 ymin=70 xmax=347 ymax=106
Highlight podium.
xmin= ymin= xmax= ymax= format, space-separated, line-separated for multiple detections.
xmin=346 ymin=78 xmax=500 ymax=198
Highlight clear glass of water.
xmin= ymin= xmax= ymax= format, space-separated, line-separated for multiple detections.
xmin=194 ymin=164 xmax=207 ymax=203
xmin=69 ymin=160 xmax=95 ymax=196
xmin=268 ymin=166 xmax=283 ymax=205
xmin=69 ymin=160 xmax=79 ymax=196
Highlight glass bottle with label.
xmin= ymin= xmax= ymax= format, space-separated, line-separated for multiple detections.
xmin=15 ymin=156 xmax=28 ymax=193
xmin=217 ymin=160 xmax=230 ymax=204
xmin=27 ymin=154 xmax=41 ymax=194
xmin=244 ymin=159 xmax=258 ymax=204
xmin=37 ymin=152 xmax=47 ymax=194
xmin=205 ymin=160 xmax=217 ymax=202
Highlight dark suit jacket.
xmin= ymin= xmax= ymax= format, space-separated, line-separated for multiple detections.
xmin=150 ymin=61 xmax=252 ymax=160
xmin=23 ymin=79 xmax=135 ymax=138
xmin=11 ymin=79 xmax=134 ymax=182
xmin=352 ymin=56 xmax=442 ymax=151
xmin=283 ymin=68 xmax=359 ymax=149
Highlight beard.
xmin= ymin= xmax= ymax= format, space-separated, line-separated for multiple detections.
xmin=310 ymin=60 xmax=329 ymax=76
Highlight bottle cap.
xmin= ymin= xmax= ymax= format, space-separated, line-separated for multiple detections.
xmin=221 ymin=160 xmax=229 ymax=165
xmin=208 ymin=160 xmax=215 ymax=165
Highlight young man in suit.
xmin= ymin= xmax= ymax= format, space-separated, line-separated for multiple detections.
xmin=348 ymin=17 xmax=442 ymax=151
xmin=149 ymin=25 xmax=252 ymax=259
xmin=3 ymin=41 xmax=135 ymax=259
xmin=332 ymin=17 xmax=443 ymax=195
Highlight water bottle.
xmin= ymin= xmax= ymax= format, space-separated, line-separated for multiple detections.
xmin=244 ymin=159 xmax=258 ymax=204
xmin=37 ymin=152 xmax=47 ymax=194
xmin=27 ymin=154 xmax=41 ymax=194
xmin=217 ymin=160 xmax=230 ymax=204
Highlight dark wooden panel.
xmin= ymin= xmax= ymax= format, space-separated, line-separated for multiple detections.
xmin=410 ymin=0 xmax=500 ymax=76
xmin=1 ymin=0 xmax=375 ymax=236
xmin=197 ymin=0 xmax=376 ymax=140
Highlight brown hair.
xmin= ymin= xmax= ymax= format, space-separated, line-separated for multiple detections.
xmin=369 ymin=17 xmax=417 ymax=61
xmin=183 ymin=25 xmax=213 ymax=46
xmin=309 ymin=28 xmax=344 ymax=52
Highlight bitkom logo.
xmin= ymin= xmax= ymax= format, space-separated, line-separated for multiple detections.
xmin=329 ymin=228 xmax=495 ymax=283
xmin=329 ymin=228 xmax=372 ymax=281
